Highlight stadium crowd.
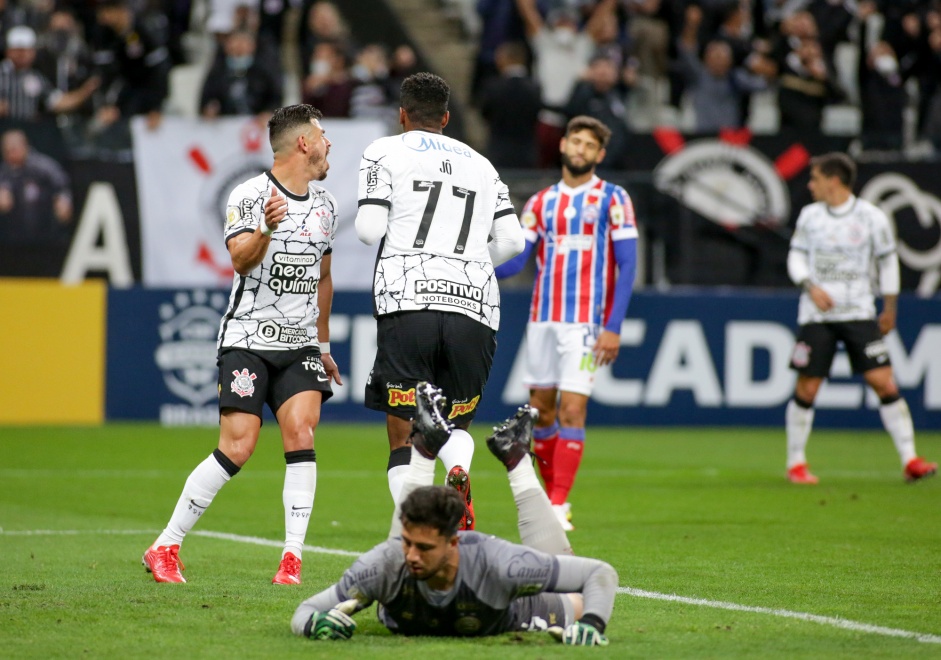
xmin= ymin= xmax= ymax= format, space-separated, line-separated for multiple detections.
xmin=4 ymin=0 xmax=941 ymax=163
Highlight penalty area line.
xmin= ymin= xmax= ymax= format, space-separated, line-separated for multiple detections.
xmin=3 ymin=528 xmax=938 ymax=644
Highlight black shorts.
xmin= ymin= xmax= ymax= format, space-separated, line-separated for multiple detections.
xmin=509 ymin=593 xmax=572 ymax=632
xmin=365 ymin=311 xmax=496 ymax=424
xmin=789 ymin=320 xmax=891 ymax=377
xmin=218 ymin=347 xmax=332 ymax=418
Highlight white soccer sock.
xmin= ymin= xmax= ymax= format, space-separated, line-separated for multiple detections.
xmin=155 ymin=453 xmax=232 ymax=548
xmin=437 ymin=428 xmax=474 ymax=476
xmin=786 ymin=399 xmax=815 ymax=469
xmin=387 ymin=465 xmax=409 ymax=502
xmin=387 ymin=446 xmax=437 ymax=540
xmin=507 ymin=457 xmax=542 ymax=499
xmin=282 ymin=461 xmax=317 ymax=558
xmin=879 ymin=398 xmax=917 ymax=466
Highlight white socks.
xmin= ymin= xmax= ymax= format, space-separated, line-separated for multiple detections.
xmin=282 ymin=461 xmax=317 ymax=557
xmin=387 ymin=446 xmax=436 ymax=540
xmin=508 ymin=456 xmax=542 ymax=499
xmin=785 ymin=399 xmax=815 ymax=469
xmin=387 ymin=465 xmax=409 ymax=502
xmin=437 ymin=428 xmax=474 ymax=476
xmin=880 ymin=398 xmax=917 ymax=466
xmin=155 ymin=453 xmax=232 ymax=548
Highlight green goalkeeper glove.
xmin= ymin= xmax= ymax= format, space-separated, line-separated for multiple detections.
xmin=548 ymin=621 xmax=610 ymax=647
xmin=308 ymin=608 xmax=357 ymax=640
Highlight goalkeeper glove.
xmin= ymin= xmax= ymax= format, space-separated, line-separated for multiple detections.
xmin=548 ymin=621 xmax=609 ymax=647
xmin=307 ymin=608 xmax=357 ymax=640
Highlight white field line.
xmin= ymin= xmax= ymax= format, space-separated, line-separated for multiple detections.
xmin=2 ymin=527 xmax=938 ymax=644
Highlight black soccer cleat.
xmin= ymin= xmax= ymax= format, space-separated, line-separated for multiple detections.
xmin=409 ymin=381 xmax=453 ymax=459
xmin=486 ymin=405 xmax=537 ymax=470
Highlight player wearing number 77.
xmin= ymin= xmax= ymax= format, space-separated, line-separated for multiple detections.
xmin=354 ymin=72 xmax=525 ymax=530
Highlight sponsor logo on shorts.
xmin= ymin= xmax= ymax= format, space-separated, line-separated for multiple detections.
xmin=449 ymin=395 xmax=480 ymax=419
xmin=865 ymin=339 xmax=889 ymax=363
xmin=414 ymin=279 xmax=483 ymax=313
xmin=257 ymin=320 xmax=310 ymax=345
xmin=231 ymin=368 xmax=257 ymax=397
xmin=791 ymin=341 xmax=811 ymax=368
xmin=388 ymin=387 xmax=416 ymax=407
xmin=302 ymin=355 xmax=326 ymax=374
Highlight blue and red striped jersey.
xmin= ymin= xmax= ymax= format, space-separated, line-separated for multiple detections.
xmin=520 ymin=175 xmax=637 ymax=326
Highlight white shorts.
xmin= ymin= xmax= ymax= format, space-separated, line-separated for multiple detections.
xmin=523 ymin=322 xmax=598 ymax=396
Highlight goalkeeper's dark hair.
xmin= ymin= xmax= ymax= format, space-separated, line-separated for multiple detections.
xmin=400 ymin=72 xmax=450 ymax=128
xmin=810 ymin=152 xmax=856 ymax=188
xmin=268 ymin=104 xmax=323 ymax=154
xmin=399 ymin=486 xmax=465 ymax=538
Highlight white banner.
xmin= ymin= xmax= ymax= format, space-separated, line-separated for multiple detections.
xmin=132 ymin=115 xmax=388 ymax=289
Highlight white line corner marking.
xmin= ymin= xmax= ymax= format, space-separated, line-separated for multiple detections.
xmin=3 ymin=528 xmax=938 ymax=644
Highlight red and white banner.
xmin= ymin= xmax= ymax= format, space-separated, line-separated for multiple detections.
xmin=132 ymin=116 xmax=388 ymax=289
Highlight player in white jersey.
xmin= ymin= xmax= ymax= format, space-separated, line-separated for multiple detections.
xmin=785 ymin=152 xmax=936 ymax=484
xmin=291 ymin=383 xmax=616 ymax=646
xmin=143 ymin=105 xmax=344 ymax=585
xmin=355 ymin=72 xmax=525 ymax=530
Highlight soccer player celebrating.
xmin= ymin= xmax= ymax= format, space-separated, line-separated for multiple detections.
xmin=495 ymin=115 xmax=638 ymax=530
xmin=355 ymin=72 xmax=525 ymax=530
xmin=142 ymin=104 xmax=342 ymax=584
xmin=785 ymin=152 xmax=936 ymax=484
xmin=291 ymin=383 xmax=616 ymax=645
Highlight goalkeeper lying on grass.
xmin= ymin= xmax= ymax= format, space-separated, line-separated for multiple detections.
xmin=291 ymin=382 xmax=617 ymax=647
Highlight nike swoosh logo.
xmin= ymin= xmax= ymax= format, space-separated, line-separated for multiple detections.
xmin=317 ymin=376 xmax=329 ymax=382
xmin=291 ymin=505 xmax=311 ymax=511
xmin=189 ymin=499 xmax=207 ymax=509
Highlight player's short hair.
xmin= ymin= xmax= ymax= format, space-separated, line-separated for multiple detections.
xmin=268 ymin=104 xmax=323 ymax=153
xmin=400 ymin=486 xmax=465 ymax=538
xmin=565 ymin=115 xmax=612 ymax=149
xmin=400 ymin=72 xmax=450 ymax=127
xmin=810 ymin=152 xmax=856 ymax=188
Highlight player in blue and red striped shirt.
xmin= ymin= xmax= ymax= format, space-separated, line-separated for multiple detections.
xmin=495 ymin=115 xmax=638 ymax=531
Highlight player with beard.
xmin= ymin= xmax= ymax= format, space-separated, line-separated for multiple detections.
xmin=495 ymin=115 xmax=639 ymax=531
xmin=292 ymin=382 xmax=616 ymax=645
xmin=143 ymin=104 xmax=342 ymax=585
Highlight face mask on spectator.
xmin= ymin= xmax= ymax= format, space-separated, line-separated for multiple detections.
xmin=227 ymin=55 xmax=254 ymax=72
xmin=554 ymin=26 xmax=576 ymax=47
xmin=312 ymin=58 xmax=331 ymax=76
xmin=873 ymin=54 xmax=898 ymax=76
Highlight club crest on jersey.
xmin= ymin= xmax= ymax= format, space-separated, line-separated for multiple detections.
xmin=581 ymin=204 xmax=600 ymax=224
xmin=231 ymin=368 xmax=257 ymax=397
xmin=449 ymin=395 xmax=480 ymax=419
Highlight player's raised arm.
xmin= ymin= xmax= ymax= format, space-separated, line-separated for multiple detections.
xmin=228 ymin=186 xmax=286 ymax=275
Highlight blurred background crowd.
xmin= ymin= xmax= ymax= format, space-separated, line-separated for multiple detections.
xmin=2 ymin=0 xmax=940 ymax=164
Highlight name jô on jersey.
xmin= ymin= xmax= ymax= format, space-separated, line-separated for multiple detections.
xmin=270 ymin=252 xmax=318 ymax=295
xmin=415 ymin=279 xmax=483 ymax=313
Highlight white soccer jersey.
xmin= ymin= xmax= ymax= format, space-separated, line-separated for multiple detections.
xmin=217 ymin=171 xmax=338 ymax=350
xmin=358 ymin=131 xmax=516 ymax=330
xmin=789 ymin=196 xmax=896 ymax=325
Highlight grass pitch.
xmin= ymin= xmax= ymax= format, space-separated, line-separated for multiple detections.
xmin=1 ymin=422 xmax=939 ymax=659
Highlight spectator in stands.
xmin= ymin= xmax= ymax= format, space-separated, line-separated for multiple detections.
xmin=297 ymin=0 xmax=351 ymax=80
xmin=199 ymin=29 xmax=282 ymax=120
xmin=0 ymin=129 xmax=72 ymax=245
xmin=0 ymin=26 xmax=98 ymax=122
xmin=676 ymin=5 xmax=770 ymax=133
xmin=774 ymin=13 xmax=842 ymax=132
xmin=35 ymin=9 xmax=96 ymax=100
xmin=0 ymin=0 xmax=45 ymax=53
xmin=920 ymin=13 xmax=941 ymax=149
xmin=516 ymin=1 xmax=604 ymax=168
xmin=859 ymin=41 xmax=907 ymax=150
xmin=471 ymin=0 xmax=527 ymax=106
xmin=480 ymin=40 xmax=541 ymax=168
xmin=349 ymin=43 xmax=396 ymax=124
xmin=625 ymin=0 xmax=670 ymax=80
xmin=302 ymin=40 xmax=355 ymax=117
xmin=563 ymin=52 xmax=633 ymax=169
xmin=386 ymin=44 xmax=418 ymax=104
xmin=92 ymin=0 xmax=171 ymax=133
